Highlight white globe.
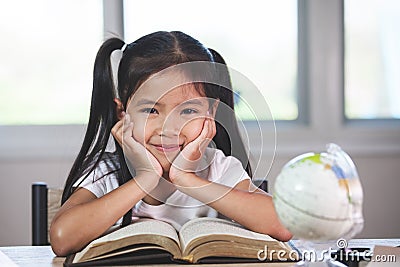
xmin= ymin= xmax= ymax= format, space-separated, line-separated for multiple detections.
xmin=273 ymin=144 xmax=364 ymax=241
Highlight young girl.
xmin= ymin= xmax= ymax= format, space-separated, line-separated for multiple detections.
xmin=50 ymin=31 xmax=292 ymax=256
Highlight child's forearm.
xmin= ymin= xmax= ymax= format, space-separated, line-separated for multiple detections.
xmin=172 ymin=173 xmax=293 ymax=241
xmin=142 ymin=177 xmax=177 ymax=205
xmin=50 ymin=173 xmax=159 ymax=256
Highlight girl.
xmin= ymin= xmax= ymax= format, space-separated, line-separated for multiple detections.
xmin=50 ymin=31 xmax=292 ymax=256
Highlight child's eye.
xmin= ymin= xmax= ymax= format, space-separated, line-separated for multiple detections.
xmin=181 ymin=108 xmax=198 ymax=115
xmin=141 ymin=108 xmax=158 ymax=114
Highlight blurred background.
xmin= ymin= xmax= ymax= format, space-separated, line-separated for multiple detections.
xmin=0 ymin=0 xmax=399 ymax=245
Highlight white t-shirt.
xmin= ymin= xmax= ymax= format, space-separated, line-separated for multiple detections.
xmin=74 ymin=148 xmax=250 ymax=230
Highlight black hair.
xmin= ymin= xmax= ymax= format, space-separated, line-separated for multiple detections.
xmin=208 ymin=48 xmax=252 ymax=177
xmin=62 ymin=31 xmax=251 ymax=226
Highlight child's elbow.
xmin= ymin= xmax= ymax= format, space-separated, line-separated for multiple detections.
xmin=50 ymin=223 xmax=75 ymax=257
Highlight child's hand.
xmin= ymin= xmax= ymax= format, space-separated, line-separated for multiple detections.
xmin=169 ymin=115 xmax=216 ymax=185
xmin=111 ymin=113 xmax=163 ymax=179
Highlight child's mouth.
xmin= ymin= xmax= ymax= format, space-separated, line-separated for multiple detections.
xmin=153 ymin=144 xmax=182 ymax=152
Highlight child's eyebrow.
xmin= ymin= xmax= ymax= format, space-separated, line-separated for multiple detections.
xmin=136 ymin=99 xmax=161 ymax=106
xmin=135 ymin=98 xmax=204 ymax=107
xmin=180 ymin=99 xmax=204 ymax=106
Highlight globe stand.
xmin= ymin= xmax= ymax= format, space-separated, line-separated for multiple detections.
xmin=296 ymin=260 xmax=347 ymax=267
xmin=294 ymin=239 xmax=349 ymax=267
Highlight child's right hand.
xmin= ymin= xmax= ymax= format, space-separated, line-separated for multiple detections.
xmin=111 ymin=113 xmax=163 ymax=180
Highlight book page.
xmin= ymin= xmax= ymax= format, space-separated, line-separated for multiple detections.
xmin=179 ymin=217 xmax=274 ymax=249
xmin=90 ymin=219 xmax=179 ymax=247
xmin=74 ymin=218 xmax=180 ymax=262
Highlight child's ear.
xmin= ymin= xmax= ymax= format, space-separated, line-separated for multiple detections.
xmin=113 ymin=98 xmax=125 ymax=120
xmin=210 ymin=99 xmax=220 ymax=118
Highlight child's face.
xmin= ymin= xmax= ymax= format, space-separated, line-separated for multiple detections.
xmin=126 ymin=80 xmax=212 ymax=173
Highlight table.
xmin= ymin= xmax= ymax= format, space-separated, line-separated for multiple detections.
xmin=1 ymin=239 xmax=399 ymax=267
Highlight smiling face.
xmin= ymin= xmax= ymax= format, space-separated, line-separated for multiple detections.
xmin=126 ymin=79 xmax=212 ymax=173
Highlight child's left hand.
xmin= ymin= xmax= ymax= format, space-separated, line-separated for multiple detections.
xmin=169 ymin=115 xmax=216 ymax=185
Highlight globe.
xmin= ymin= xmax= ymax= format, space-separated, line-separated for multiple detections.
xmin=273 ymin=143 xmax=364 ymax=241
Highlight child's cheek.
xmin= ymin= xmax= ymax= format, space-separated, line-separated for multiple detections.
xmin=131 ymin=120 xmax=147 ymax=144
xmin=182 ymin=118 xmax=205 ymax=142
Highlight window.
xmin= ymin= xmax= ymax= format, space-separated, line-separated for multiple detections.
xmin=1 ymin=1 xmax=398 ymax=159
xmin=123 ymin=0 xmax=298 ymax=121
xmin=0 ymin=0 xmax=103 ymax=125
xmin=345 ymin=0 xmax=400 ymax=119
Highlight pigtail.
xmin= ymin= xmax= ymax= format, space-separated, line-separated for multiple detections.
xmin=208 ymin=48 xmax=252 ymax=177
xmin=62 ymin=38 xmax=125 ymax=204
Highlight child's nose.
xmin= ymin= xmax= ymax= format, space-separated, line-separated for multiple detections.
xmin=159 ymin=115 xmax=181 ymax=136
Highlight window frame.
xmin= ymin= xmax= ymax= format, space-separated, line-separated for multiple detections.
xmin=1 ymin=0 xmax=399 ymax=163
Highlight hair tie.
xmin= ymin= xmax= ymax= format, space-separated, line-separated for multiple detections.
xmin=121 ymin=42 xmax=136 ymax=53
xmin=206 ymin=47 xmax=215 ymax=62
xmin=121 ymin=43 xmax=128 ymax=52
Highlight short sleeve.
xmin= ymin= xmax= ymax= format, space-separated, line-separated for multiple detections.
xmin=73 ymin=172 xmax=108 ymax=198
xmin=73 ymin=153 xmax=120 ymax=198
xmin=205 ymin=148 xmax=251 ymax=188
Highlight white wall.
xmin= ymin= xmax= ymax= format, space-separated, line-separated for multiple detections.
xmin=0 ymin=158 xmax=71 ymax=246
xmin=1 ymin=149 xmax=399 ymax=246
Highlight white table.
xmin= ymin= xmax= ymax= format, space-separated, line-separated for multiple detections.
xmin=1 ymin=239 xmax=398 ymax=267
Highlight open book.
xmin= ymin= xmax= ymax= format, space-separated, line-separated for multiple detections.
xmin=64 ymin=217 xmax=298 ymax=266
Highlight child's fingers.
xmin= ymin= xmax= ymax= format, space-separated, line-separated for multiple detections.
xmin=201 ymin=118 xmax=214 ymax=141
xmin=122 ymin=122 xmax=133 ymax=139
xmin=111 ymin=120 xmax=123 ymax=137
xmin=207 ymin=117 xmax=216 ymax=139
xmin=194 ymin=119 xmax=211 ymax=151
xmin=203 ymin=118 xmax=216 ymax=149
xmin=111 ymin=114 xmax=126 ymax=145
xmin=122 ymin=114 xmax=134 ymax=146
xmin=111 ymin=121 xmax=123 ymax=145
xmin=122 ymin=123 xmax=134 ymax=149
xmin=182 ymin=116 xmax=214 ymax=157
xmin=205 ymin=110 xmax=216 ymax=139
xmin=199 ymin=119 xmax=210 ymax=140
